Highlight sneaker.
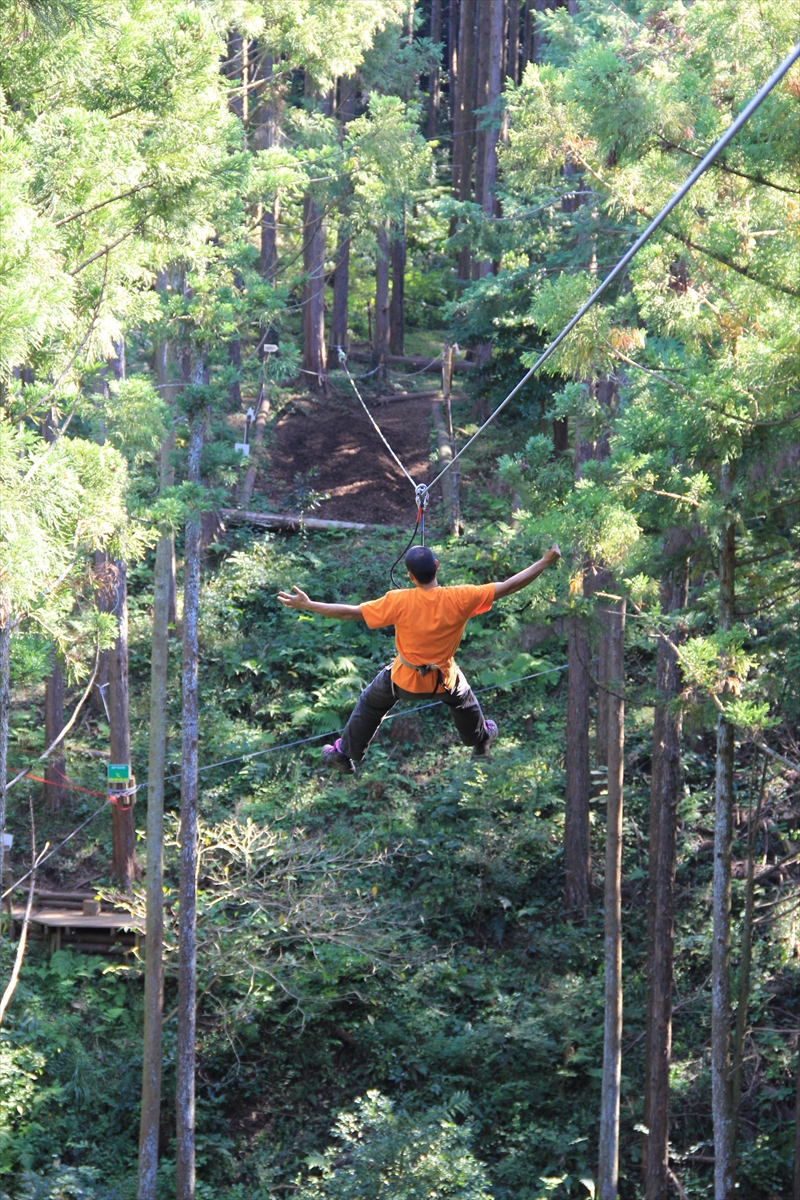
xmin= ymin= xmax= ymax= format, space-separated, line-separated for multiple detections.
xmin=321 ymin=738 xmax=354 ymax=773
xmin=473 ymin=719 xmax=498 ymax=757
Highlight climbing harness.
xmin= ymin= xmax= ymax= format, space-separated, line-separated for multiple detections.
xmin=2 ymin=663 xmax=568 ymax=900
xmin=396 ymin=652 xmax=442 ymax=678
xmin=395 ymin=653 xmax=444 ymax=695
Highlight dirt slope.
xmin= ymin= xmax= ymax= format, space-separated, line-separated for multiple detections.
xmin=260 ymin=389 xmax=444 ymax=527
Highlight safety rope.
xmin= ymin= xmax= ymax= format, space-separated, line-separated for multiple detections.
xmin=388 ymin=503 xmax=425 ymax=588
xmin=1 ymin=663 xmax=567 ymax=899
xmin=400 ymin=353 xmax=443 ymax=378
xmin=423 ymin=41 xmax=800 ymax=496
xmin=337 ymin=347 xmax=420 ymax=491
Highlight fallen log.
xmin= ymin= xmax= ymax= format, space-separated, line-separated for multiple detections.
xmin=221 ymin=509 xmax=395 ymax=533
xmin=371 ymin=390 xmax=468 ymax=405
xmin=343 ymin=349 xmax=475 ymax=372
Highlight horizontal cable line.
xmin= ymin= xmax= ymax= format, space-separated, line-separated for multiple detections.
xmin=1 ymin=665 xmax=567 ymax=898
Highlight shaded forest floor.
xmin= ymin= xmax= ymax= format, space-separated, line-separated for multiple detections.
xmin=1 ymin=380 xmax=797 ymax=1200
xmin=251 ymin=366 xmax=474 ymax=528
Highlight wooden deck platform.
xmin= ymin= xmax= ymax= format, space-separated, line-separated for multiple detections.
xmin=11 ymin=904 xmax=143 ymax=956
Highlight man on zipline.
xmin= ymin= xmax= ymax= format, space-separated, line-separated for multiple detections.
xmin=278 ymin=543 xmax=561 ymax=772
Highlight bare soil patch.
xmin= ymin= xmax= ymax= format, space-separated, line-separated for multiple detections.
xmin=259 ymin=388 xmax=445 ymax=527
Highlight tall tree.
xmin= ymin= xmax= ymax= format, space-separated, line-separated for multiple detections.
xmin=107 ymin=560 xmax=137 ymax=890
xmin=301 ymin=77 xmax=331 ymax=395
xmin=331 ymin=76 xmax=358 ymax=354
xmin=453 ymin=0 xmax=477 ymax=285
xmin=389 ymin=211 xmax=406 ymax=356
xmin=253 ymin=52 xmax=282 ymax=281
xmin=175 ymin=391 xmax=205 ymax=1200
xmin=136 ymin=518 xmax=172 ymax=1199
xmin=374 ymin=217 xmax=391 ymax=388
xmin=712 ymin=461 xmax=737 ymax=1200
xmin=598 ymin=596 xmax=625 ymax=1200
xmin=473 ymin=0 xmax=504 ymax=238
xmin=644 ymin=538 xmax=690 ymax=1200
xmin=507 ymin=0 xmax=520 ymax=86
xmin=43 ymin=648 xmax=66 ymax=811
xmin=564 ymin=419 xmax=596 ymax=917
xmin=42 ymin=410 xmax=67 ymax=810
xmin=426 ymin=0 xmax=442 ymax=137
xmin=301 ymin=191 xmax=328 ymax=394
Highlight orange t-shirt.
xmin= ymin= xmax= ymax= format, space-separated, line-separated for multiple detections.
xmin=360 ymin=583 xmax=495 ymax=693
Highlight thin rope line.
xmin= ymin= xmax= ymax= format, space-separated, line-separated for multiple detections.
xmin=1 ymin=664 xmax=567 ymax=896
xmin=427 ymin=41 xmax=800 ymax=494
xmin=337 ymin=348 xmax=419 ymax=490
xmin=2 ymin=801 xmax=109 ymax=900
xmin=148 ymin=663 xmax=568 ymax=787
xmin=400 ymin=354 xmax=443 ymax=378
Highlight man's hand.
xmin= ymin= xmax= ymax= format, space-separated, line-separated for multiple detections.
xmin=277 ymin=586 xmax=365 ymax=622
xmin=278 ymin=585 xmax=311 ymax=611
xmin=493 ymin=544 xmax=562 ymax=600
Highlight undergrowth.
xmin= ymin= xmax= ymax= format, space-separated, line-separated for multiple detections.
xmin=0 ymin=517 xmax=796 ymax=1199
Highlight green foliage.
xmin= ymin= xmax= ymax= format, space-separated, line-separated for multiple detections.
xmin=0 ymin=424 xmax=128 ymax=618
xmin=296 ymin=1091 xmax=494 ymax=1199
xmin=1 ymin=2 xmax=799 ymax=1199
xmin=0 ymin=947 xmax=143 ymax=1181
xmin=346 ymin=95 xmax=433 ymax=222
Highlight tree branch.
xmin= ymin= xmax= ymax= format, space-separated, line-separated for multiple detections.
xmin=70 ymin=227 xmax=138 ymax=276
xmin=29 ymin=254 xmax=110 ymax=423
xmin=753 ymin=740 xmax=800 ymax=775
xmin=573 ymin=153 xmax=800 ymax=299
xmin=0 ymin=799 xmax=48 ymax=1026
xmin=659 ymin=139 xmax=800 ymax=196
xmin=55 ymin=183 xmax=154 ymax=227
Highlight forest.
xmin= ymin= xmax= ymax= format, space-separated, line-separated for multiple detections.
xmin=0 ymin=0 xmax=799 ymax=1198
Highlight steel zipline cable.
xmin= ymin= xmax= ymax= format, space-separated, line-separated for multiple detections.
xmin=2 ymin=663 xmax=567 ymax=899
xmin=336 ymin=42 xmax=800 ymax=508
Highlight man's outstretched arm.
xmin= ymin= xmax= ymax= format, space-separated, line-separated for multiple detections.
xmin=277 ymin=585 xmax=365 ymax=621
xmin=493 ymin=544 xmax=561 ymax=600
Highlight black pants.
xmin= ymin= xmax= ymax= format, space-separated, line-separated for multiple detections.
xmin=339 ymin=666 xmax=489 ymax=764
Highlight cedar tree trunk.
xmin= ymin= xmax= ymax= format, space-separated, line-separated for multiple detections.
xmin=565 ymin=609 xmax=591 ymax=917
xmin=427 ymin=0 xmax=442 ymax=137
xmin=507 ymin=0 xmax=520 ymax=85
xmin=44 ymin=653 xmax=67 ymax=810
xmin=712 ymin=463 xmax=737 ymax=1200
xmin=598 ymin=597 xmax=625 ymax=1200
xmin=390 ymin=216 xmax=406 ymax=357
xmin=42 ymin=410 xmax=67 ymax=807
xmin=454 ymin=0 xmax=477 ymax=284
xmin=137 ymin=530 xmax=172 ymax=1199
xmin=374 ymin=219 xmax=391 ymax=390
xmin=644 ymin=549 xmax=689 ymax=1199
xmin=331 ymin=224 xmax=351 ymax=353
xmin=302 ymin=195 xmax=327 ymax=393
xmin=175 ymin=380 xmax=205 ymax=1200
xmin=108 ymin=561 xmax=137 ymax=891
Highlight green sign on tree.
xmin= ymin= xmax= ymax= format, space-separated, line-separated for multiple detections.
xmin=108 ymin=764 xmax=130 ymax=783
